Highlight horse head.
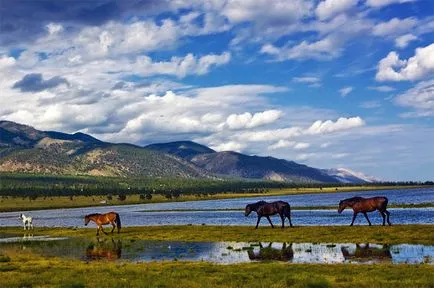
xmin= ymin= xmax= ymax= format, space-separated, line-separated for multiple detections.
xmin=338 ymin=200 xmax=346 ymax=214
xmin=245 ymin=204 xmax=252 ymax=216
xmin=84 ymin=215 xmax=90 ymax=226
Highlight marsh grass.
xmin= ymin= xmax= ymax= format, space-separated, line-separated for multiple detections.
xmin=2 ymin=225 xmax=434 ymax=245
xmin=0 ymin=249 xmax=433 ymax=288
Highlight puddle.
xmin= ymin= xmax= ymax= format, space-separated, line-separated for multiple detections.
xmin=0 ymin=235 xmax=432 ymax=264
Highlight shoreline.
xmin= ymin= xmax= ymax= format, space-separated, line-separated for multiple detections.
xmin=0 ymin=185 xmax=430 ymax=212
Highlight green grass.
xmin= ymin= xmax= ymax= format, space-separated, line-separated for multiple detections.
xmin=0 ymin=185 xmax=427 ymax=212
xmin=2 ymin=225 xmax=434 ymax=245
xmin=0 ymin=250 xmax=432 ymax=288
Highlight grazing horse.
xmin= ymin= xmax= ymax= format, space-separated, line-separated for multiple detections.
xmin=19 ymin=213 xmax=33 ymax=230
xmin=84 ymin=212 xmax=121 ymax=236
xmin=245 ymin=201 xmax=293 ymax=229
xmin=338 ymin=196 xmax=391 ymax=226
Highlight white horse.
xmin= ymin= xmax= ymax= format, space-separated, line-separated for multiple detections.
xmin=19 ymin=213 xmax=33 ymax=230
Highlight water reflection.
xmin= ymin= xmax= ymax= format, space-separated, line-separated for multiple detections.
xmin=341 ymin=244 xmax=392 ymax=263
xmin=247 ymin=243 xmax=294 ymax=261
xmin=1 ymin=235 xmax=433 ymax=265
xmin=85 ymin=238 xmax=122 ymax=261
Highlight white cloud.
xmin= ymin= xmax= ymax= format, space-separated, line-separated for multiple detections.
xmin=292 ymin=76 xmax=321 ymax=84
xmin=372 ymin=17 xmax=417 ymax=37
xmin=261 ymin=35 xmax=343 ymax=61
xmin=296 ymin=153 xmax=316 ymax=161
xmin=395 ymin=34 xmax=418 ymax=48
xmin=339 ymin=86 xmax=353 ymax=97
xmin=225 ymin=110 xmax=282 ymax=130
xmin=376 ymin=43 xmax=434 ymax=81
xmin=395 ymin=79 xmax=434 ymax=117
xmin=368 ymin=85 xmax=395 ymax=92
xmin=306 ymin=117 xmax=365 ymax=134
xmin=211 ymin=141 xmax=246 ymax=152
xmin=45 ymin=23 xmax=63 ymax=35
xmin=366 ymin=0 xmax=416 ymax=8
xmin=268 ymin=140 xmax=296 ymax=150
xmin=360 ymin=100 xmax=382 ymax=109
xmin=315 ymin=0 xmax=359 ymax=21
xmin=294 ymin=142 xmax=311 ymax=150
xmin=0 ymin=56 xmax=16 ymax=70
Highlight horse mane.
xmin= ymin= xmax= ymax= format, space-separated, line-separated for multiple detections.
xmin=247 ymin=201 xmax=267 ymax=211
xmin=85 ymin=213 xmax=101 ymax=217
xmin=342 ymin=197 xmax=364 ymax=205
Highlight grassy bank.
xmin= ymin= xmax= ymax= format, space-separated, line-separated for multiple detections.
xmin=0 ymin=251 xmax=433 ymax=288
xmin=2 ymin=225 xmax=434 ymax=245
xmin=0 ymin=185 xmax=428 ymax=212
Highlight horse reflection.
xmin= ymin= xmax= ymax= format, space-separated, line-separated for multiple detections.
xmin=85 ymin=238 xmax=122 ymax=261
xmin=341 ymin=244 xmax=392 ymax=262
xmin=247 ymin=242 xmax=294 ymax=262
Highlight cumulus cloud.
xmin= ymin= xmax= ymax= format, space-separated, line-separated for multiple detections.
xmin=366 ymin=0 xmax=416 ymax=8
xmin=12 ymin=73 xmax=69 ymax=92
xmin=261 ymin=35 xmax=343 ymax=61
xmin=376 ymin=43 xmax=434 ymax=81
xmin=315 ymin=0 xmax=359 ymax=21
xmin=395 ymin=34 xmax=418 ymax=48
xmin=306 ymin=117 xmax=365 ymax=134
xmin=372 ymin=17 xmax=417 ymax=37
xmin=294 ymin=142 xmax=311 ymax=150
xmin=292 ymin=76 xmax=321 ymax=83
xmin=268 ymin=140 xmax=296 ymax=150
xmin=211 ymin=141 xmax=246 ymax=152
xmin=339 ymin=86 xmax=353 ymax=97
xmin=394 ymin=79 xmax=434 ymax=117
xmin=225 ymin=110 xmax=282 ymax=130
xmin=368 ymin=85 xmax=395 ymax=92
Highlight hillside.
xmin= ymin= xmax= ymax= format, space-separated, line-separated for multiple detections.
xmin=0 ymin=121 xmax=208 ymax=178
xmin=145 ymin=141 xmax=215 ymax=160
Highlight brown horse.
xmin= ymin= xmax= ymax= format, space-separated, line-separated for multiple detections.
xmin=85 ymin=238 xmax=122 ymax=261
xmin=84 ymin=212 xmax=121 ymax=235
xmin=338 ymin=196 xmax=391 ymax=226
xmin=245 ymin=201 xmax=293 ymax=229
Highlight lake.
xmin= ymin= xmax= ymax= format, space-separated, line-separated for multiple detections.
xmin=0 ymin=187 xmax=432 ymax=227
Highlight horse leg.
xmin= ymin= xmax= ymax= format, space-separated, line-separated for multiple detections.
xmin=96 ymin=226 xmax=100 ymax=236
xmin=287 ymin=215 xmax=293 ymax=227
xmin=255 ymin=216 xmax=262 ymax=229
xmin=280 ymin=214 xmax=285 ymax=229
xmin=385 ymin=210 xmax=391 ymax=226
xmin=266 ymin=216 xmax=274 ymax=228
xmin=111 ymin=221 xmax=115 ymax=234
xmin=363 ymin=212 xmax=372 ymax=226
xmin=379 ymin=211 xmax=386 ymax=226
xmin=102 ymin=226 xmax=108 ymax=235
xmin=350 ymin=212 xmax=358 ymax=226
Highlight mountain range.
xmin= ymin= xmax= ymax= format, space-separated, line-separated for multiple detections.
xmin=0 ymin=120 xmax=378 ymax=183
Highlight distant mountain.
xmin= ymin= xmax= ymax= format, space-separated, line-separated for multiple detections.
xmin=322 ymin=168 xmax=380 ymax=184
xmin=0 ymin=121 xmax=379 ymax=183
xmin=145 ymin=141 xmax=215 ymax=160
xmin=190 ymin=151 xmax=338 ymax=183
xmin=0 ymin=121 xmax=208 ymax=178
xmin=147 ymin=141 xmax=338 ymax=183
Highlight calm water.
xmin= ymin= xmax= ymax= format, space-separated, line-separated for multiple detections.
xmin=0 ymin=235 xmax=432 ymax=264
xmin=0 ymin=188 xmax=432 ymax=227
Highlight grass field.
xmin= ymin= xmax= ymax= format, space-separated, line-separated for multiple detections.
xmin=2 ymin=225 xmax=434 ymax=245
xmin=0 ymin=185 xmax=428 ymax=212
xmin=0 ymin=225 xmax=433 ymax=287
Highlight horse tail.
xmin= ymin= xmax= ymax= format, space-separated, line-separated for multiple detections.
xmin=283 ymin=203 xmax=291 ymax=217
xmin=382 ymin=197 xmax=389 ymax=209
xmin=115 ymin=213 xmax=121 ymax=233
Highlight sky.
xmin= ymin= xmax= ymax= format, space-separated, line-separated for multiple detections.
xmin=0 ymin=0 xmax=433 ymax=181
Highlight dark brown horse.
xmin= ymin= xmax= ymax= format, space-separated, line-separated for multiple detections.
xmin=245 ymin=201 xmax=293 ymax=229
xmin=84 ymin=212 xmax=121 ymax=235
xmin=338 ymin=196 xmax=391 ymax=226
xmin=247 ymin=242 xmax=294 ymax=262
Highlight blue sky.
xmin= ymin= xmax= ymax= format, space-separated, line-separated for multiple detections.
xmin=0 ymin=0 xmax=433 ymax=181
